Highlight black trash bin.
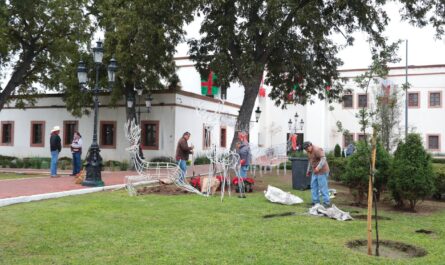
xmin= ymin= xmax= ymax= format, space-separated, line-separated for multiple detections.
xmin=289 ymin=157 xmax=311 ymax=190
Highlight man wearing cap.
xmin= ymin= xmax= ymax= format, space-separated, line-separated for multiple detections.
xmin=50 ymin=126 xmax=62 ymax=177
xmin=303 ymin=141 xmax=331 ymax=207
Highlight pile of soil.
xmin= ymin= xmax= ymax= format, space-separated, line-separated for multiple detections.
xmin=346 ymin=239 xmax=427 ymax=259
xmin=137 ymin=185 xmax=190 ymax=195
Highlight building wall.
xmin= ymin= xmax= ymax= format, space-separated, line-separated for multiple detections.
xmin=326 ymin=65 xmax=445 ymax=153
xmin=0 ymin=91 xmax=241 ymax=161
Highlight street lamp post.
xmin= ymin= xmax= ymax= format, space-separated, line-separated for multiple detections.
xmin=255 ymin=106 xmax=262 ymax=122
xmin=77 ymin=40 xmax=117 ymax=187
xmin=126 ymin=87 xmax=153 ymax=159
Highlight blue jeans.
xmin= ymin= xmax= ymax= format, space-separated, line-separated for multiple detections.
xmin=72 ymin=152 xmax=82 ymax=175
xmin=50 ymin=150 xmax=59 ymax=176
xmin=239 ymin=165 xmax=249 ymax=178
xmin=177 ymin=160 xmax=187 ymax=182
xmin=311 ymin=172 xmax=330 ymax=205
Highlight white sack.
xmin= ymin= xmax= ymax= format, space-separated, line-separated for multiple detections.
xmin=264 ymin=185 xmax=304 ymax=205
xmin=309 ymin=203 xmax=353 ymax=221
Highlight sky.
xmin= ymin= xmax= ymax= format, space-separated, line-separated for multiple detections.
xmin=175 ymin=1 xmax=445 ymax=70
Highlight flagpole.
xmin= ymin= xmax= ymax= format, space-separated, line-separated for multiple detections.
xmin=405 ymin=40 xmax=408 ymax=138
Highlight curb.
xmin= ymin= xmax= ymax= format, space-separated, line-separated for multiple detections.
xmin=0 ymin=184 xmax=125 ymax=208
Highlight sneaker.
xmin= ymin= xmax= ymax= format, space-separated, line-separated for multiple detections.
xmin=51 ymin=175 xmax=60 ymax=178
xmin=323 ymin=203 xmax=332 ymax=208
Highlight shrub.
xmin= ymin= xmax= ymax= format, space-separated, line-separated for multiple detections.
xmin=120 ymin=160 xmax=129 ymax=171
xmin=104 ymin=160 xmax=121 ymax=169
xmin=388 ymin=134 xmax=434 ymax=211
xmin=341 ymin=141 xmax=391 ymax=205
xmin=334 ymin=144 xmax=342 ymax=157
xmin=288 ymin=151 xmax=306 ymax=158
xmin=150 ymin=156 xmax=175 ymax=163
xmin=432 ymin=158 xmax=445 ymax=164
xmin=328 ymin=157 xmax=347 ymax=181
xmin=194 ymin=156 xmax=211 ymax=165
xmin=432 ymin=164 xmax=445 ymax=200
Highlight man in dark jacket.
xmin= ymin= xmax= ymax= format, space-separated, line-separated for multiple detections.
xmin=50 ymin=126 xmax=62 ymax=177
xmin=175 ymin=132 xmax=194 ymax=182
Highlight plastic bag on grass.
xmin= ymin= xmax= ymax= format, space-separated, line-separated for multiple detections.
xmin=264 ymin=185 xmax=304 ymax=205
xmin=309 ymin=203 xmax=353 ymax=221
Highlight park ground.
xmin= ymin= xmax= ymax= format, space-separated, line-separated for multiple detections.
xmin=0 ymin=170 xmax=444 ymax=265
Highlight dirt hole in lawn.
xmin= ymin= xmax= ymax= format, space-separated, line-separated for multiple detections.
xmin=263 ymin=212 xmax=296 ymax=219
xmin=415 ymin=229 xmax=434 ymax=235
xmin=137 ymin=184 xmax=190 ymax=195
xmin=352 ymin=214 xmax=391 ymax=220
xmin=346 ymin=240 xmax=427 ymax=259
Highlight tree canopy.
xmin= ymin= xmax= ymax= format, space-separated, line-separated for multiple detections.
xmin=189 ymin=0 xmax=391 ymax=148
xmin=0 ymin=0 xmax=92 ymax=112
xmin=400 ymin=0 xmax=445 ymax=37
xmin=79 ymin=0 xmax=199 ymax=120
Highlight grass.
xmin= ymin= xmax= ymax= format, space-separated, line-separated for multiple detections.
xmin=0 ymin=173 xmax=47 ymax=180
xmin=0 ymin=174 xmax=444 ymax=264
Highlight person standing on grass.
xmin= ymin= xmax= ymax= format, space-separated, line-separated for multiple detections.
xmin=175 ymin=132 xmax=194 ymax=182
xmin=236 ymin=139 xmax=251 ymax=179
xmin=70 ymin=131 xmax=83 ymax=176
xmin=303 ymin=141 xmax=331 ymax=207
xmin=50 ymin=126 xmax=62 ymax=177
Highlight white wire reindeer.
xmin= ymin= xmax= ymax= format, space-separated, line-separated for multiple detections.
xmin=124 ymin=119 xmax=203 ymax=196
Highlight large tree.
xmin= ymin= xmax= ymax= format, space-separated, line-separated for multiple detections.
xmin=84 ymin=0 xmax=198 ymax=121
xmin=0 ymin=0 xmax=92 ymax=112
xmin=189 ymin=0 xmax=390 ymax=149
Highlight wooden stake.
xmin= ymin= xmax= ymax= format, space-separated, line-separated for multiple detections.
xmin=367 ymin=129 xmax=377 ymax=255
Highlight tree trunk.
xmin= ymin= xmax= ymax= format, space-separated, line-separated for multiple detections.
xmin=0 ymin=50 xmax=35 ymax=112
xmin=229 ymin=77 xmax=262 ymax=150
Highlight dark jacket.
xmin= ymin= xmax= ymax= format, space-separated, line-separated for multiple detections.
xmin=175 ymin=137 xmax=193 ymax=160
xmin=237 ymin=142 xmax=251 ymax=166
xmin=50 ymin=133 xmax=61 ymax=152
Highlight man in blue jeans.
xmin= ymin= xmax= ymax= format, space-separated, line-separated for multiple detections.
xmin=50 ymin=126 xmax=62 ymax=177
xmin=303 ymin=141 xmax=331 ymax=207
xmin=175 ymin=132 xmax=194 ymax=182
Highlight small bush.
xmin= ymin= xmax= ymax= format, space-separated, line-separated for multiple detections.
xmin=432 ymin=164 xmax=445 ymax=200
xmin=194 ymin=156 xmax=211 ymax=165
xmin=328 ymin=157 xmax=347 ymax=181
xmin=120 ymin=160 xmax=129 ymax=171
xmin=341 ymin=141 xmax=391 ymax=205
xmin=59 ymin=156 xmax=73 ymax=163
xmin=0 ymin=155 xmax=16 ymax=162
xmin=388 ymin=134 xmax=434 ymax=211
xmin=288 ymin=151 xmax=306 ymax=158
xmin=150 ymin=156 xmax=175 ymax=163
xmin=334 ymin=144 xmax=342 ymax=157
xmin=432 ymin=158 xmax=445 ymax=164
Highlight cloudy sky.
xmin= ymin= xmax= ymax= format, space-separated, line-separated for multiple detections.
xmin=176 ymin=1 xmax=445 ymax=70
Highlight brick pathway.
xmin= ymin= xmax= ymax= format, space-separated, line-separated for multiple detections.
xmin=0 ymin=165 xmax=212 ymax=199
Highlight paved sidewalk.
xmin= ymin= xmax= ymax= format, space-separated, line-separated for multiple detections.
xmin=0 ymin=165 xmax=212 ymax=199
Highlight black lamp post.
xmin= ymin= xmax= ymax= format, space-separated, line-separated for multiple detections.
xmin=255 ymin=106 xmax=262 ymax=122
xmin=288 ymin=112 xmax=304 ymax=133
xmin=77 ymin=40 xmax=117 ymax=187
xmin=126 ymin=87 xmax=153 ymax=159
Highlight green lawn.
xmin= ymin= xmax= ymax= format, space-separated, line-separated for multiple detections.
xmin=0 ymin=173 xmax=47 ymax=180
xmin=0 ymin=174 xmax=444 ymax=265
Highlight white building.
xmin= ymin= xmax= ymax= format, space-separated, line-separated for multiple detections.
xmin=0 ymin=63 xmax=444 ymax=161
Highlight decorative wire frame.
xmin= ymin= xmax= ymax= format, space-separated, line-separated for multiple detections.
xmin=124 ymin=119 xmax=203 ymax=196
xmin=195 ymin=99 xmax=246 ymax=201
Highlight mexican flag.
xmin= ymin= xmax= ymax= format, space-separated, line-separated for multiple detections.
xmin=201 ymin=71 xmax=219 ymax=96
